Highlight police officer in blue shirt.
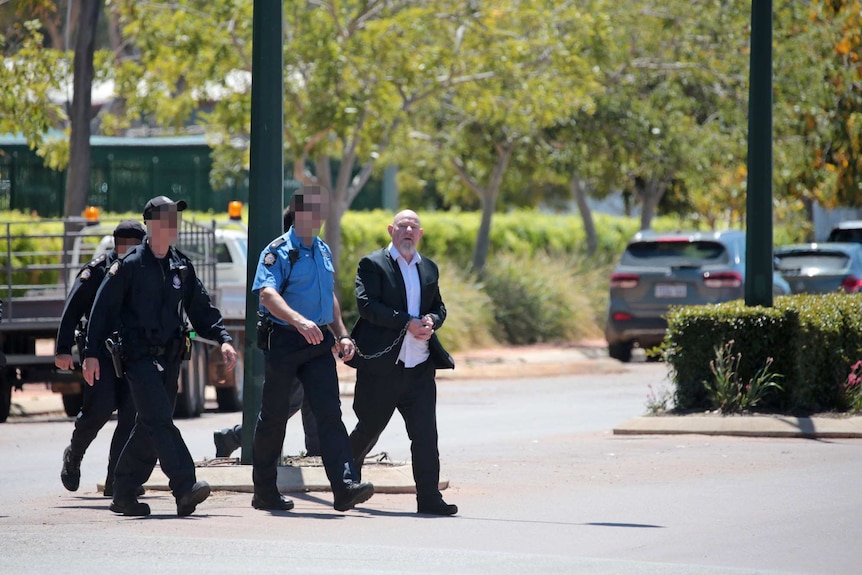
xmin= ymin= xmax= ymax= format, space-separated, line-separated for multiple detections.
xmin=251 ymin=185 xmax=373 ymax=512
xmin=212 ymin=206 xmax=320 ymax=459
xmin=83 ymin=196 xmax=238 ymax=517
xmin=57 ymin=220 xmax=145 ymax=496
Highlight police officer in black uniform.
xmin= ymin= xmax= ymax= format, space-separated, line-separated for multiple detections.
xmin=83 ymin=196 xmax=238 ymax=517
xmin=57 ymin=220 xmax=146 ymax=496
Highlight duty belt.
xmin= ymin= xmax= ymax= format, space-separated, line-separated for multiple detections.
xmin=274 ymin=323 xmax=328 ymax=333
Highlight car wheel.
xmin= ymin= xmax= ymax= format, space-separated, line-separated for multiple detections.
xmin=608 ymin=341 xmax=633 ymax=363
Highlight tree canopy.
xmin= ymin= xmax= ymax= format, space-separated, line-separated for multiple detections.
xmin=3 ymin=0 xmax=861 ymax=250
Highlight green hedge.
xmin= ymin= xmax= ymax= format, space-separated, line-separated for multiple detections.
xmin=664 ymin=294 xmax=862 ymax=414
xmin=2 ymin=208 xmax=811 ymax=353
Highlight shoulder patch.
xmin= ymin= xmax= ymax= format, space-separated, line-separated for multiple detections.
xmin=108 ymin=260 xmax=121 ymax=276
xmin=79 ymin=268 xmax=91 ymax=281
xmin=269 ymin=237 xmax=287 ymax=249
xmin=264 ymin=252 xmax=277 ymax=267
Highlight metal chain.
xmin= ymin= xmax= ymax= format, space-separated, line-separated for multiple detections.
xmin=353 ymin=324 xmax=408 ymax=360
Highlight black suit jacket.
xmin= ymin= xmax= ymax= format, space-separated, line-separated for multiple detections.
xmin=347 ymin=248 xmax=454 ymax=373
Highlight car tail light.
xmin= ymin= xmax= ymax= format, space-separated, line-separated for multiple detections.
xmin=703 ymin=271 xmax=743 ymax=288
xmin=610 ymin=273 xmax=639 ymax=289
xmin=840 ymin=276 xmax=862 ymax=292
xmin=612 ymin=312 xmax=633 ymax=321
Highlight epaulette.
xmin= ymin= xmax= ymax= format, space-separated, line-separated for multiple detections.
xmin=79 ymin=253 xmax=107 ymax=281
xmin=269 ymin=236 xmax=287 ymax=249
xmin=86 ymin=253 xmax=107 ymax=269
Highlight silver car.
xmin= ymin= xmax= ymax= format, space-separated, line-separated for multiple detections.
xmin=774 ymin=242 xmax=862 ymax=294
xmin=604 ymin=230 xmax=791 ymax=362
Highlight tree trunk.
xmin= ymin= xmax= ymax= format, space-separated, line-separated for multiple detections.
xmin=325 ymin=193 xmax=347 ymax=282
xmin=570 ymin=176 xmax=597 ymax=256
xmin=63 ymin=0 xmax=100 ymax=220
xmin=472 ymin=192 xmax=496 ymax=274
xmin=471 ymin=144 xmax=513 ymax=273
xmin=638 ymin=178 xmax=668 ymax=231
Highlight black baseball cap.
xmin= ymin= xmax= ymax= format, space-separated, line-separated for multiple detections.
xmin=113 ymin=219 xmax=147 ymax=240
xmin=142 ymin=195 xmax=188 ymax=220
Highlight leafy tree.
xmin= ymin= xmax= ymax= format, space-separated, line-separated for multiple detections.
xmin=107 ymin=0 xmax=486 ymax=270
xmin=0 ymin=13 xmax=65 ymax=161
xmin=407 ymin=0 xmax=603 ymax=272
xmin=772 ymin=0 xmax=862 ymax=220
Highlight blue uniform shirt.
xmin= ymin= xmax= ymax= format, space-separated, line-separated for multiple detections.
xmin=252 ymin=227 xmax=335 ymax=326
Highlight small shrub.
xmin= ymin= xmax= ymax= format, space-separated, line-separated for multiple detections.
xmin=703 ymin=340 xmax=783 ymax=413
xmin=482 ymin=252 xmax=600 ymax=345
xmin=645 ymin=382 xmax=674 ymax=415
xmin=842 ymin=361 xmax=862 ymax=413
xmin=434 ymin=261 xmax=498 ymax=353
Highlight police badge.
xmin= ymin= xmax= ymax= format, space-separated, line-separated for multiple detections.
xmin=264 ymin=252 xmax=277 ymax=267
xmin=172 ymin=273 xmax=182 ymax=289
xmin=80 ymin=269 xmax=91 ymax=281
xmin=108 ymin=261 xmax=120 ymax=276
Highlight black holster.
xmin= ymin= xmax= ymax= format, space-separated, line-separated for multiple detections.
xmin=105 ymin=336 xmax=124 ymax=378
xmin=256 ymin=312 xmax=273 ymax=351
xmin=74 ymin=326 xmax=87 ymax=366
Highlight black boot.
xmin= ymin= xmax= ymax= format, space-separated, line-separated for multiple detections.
xmin=110 ymin=498 xmax=150 ymax=516
xmin=213 ymin=425 xmax=242 ymax=457
xmin=333 ymin=481 xmax=374 ymax=512
xmin=176 ymin=481 xmax=211 ymax=517
xmin=60 ymin=445 xmax=82 ymax=492
xmin=417 ymin=498 xmax=458 ymax=516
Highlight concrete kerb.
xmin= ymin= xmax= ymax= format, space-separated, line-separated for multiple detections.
xmin=130 ymin=458 xmax=437 ymax=495
xmin=614 ymin=414 xmax=862 ymax=439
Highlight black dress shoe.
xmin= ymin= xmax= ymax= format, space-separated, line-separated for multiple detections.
xmin=176 ymin=481 xmax=211 ymax=517
xmin=333 ymin=481 xmax=374 ymax=512
xmin=60 ymin=446 xmax=81 ymax=492
xmin=417 ymin=500 xmax=458 ymax=516
xmin=110 ymin=499 xmax=151 ymax=517
xmin=251 ymin=493 xmax=295 ymax=511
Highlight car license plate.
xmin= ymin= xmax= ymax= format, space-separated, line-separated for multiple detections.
xmin=655 ymin=284 xmax=687 ymax=298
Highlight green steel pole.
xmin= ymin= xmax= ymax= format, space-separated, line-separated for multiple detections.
xmin=241 ymin=0 xmax=283 ymax=464
xmin=744 ymin=0 xmax=773 ymax=307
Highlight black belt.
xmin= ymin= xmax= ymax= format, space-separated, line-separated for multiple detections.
xmin=274 ymin=323 xmax=328 ymax=333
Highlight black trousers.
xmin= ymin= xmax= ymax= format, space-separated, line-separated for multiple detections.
xmin=252 ymin=328 xmax=358 ymax=496
xmin=349 ymin=359 xmax=442 ymax=504
xmin=112 ymin=356 xmax=196 ymax=500
xmin=68 ymin=356 xmax=136 ymax=484
xmin=226 ymin=382 xmax=319 ymax=455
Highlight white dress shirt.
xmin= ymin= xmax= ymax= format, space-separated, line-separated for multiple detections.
xmin=389 ymin=243 xmax=430 ymax=368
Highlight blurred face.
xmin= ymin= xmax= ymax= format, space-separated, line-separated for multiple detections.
xmin=146 ymin=205 xmax=181 ymax=245
xmin=292 ymin=189 xmax=329 ymax=239
xmin=389 ymin=210 xmax=423 ymax=260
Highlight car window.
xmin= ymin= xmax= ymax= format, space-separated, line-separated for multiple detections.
xmin=827 ymin=228 xmax=862 ymax=243
xmin=775 ymin=252 xmax=850 ymax=271
xmin=215 ymin=242 xmax=233 ymax=264
xmin=621 ymin=240 xmax=730 ymax=266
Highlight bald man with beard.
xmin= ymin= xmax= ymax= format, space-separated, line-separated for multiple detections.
xmin=346 ymin=209 xmax=458 ymax=516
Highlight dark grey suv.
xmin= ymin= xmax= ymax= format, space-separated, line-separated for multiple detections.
xmin=604 ymin=230 xmax=790 ymax=362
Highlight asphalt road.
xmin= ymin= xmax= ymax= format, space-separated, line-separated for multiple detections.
xmin=1 ymin=361 xmax=860 ymax=574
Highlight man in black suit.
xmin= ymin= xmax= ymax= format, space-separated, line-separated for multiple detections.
xmin=347 ymin=209 xmax=457 ymax=516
